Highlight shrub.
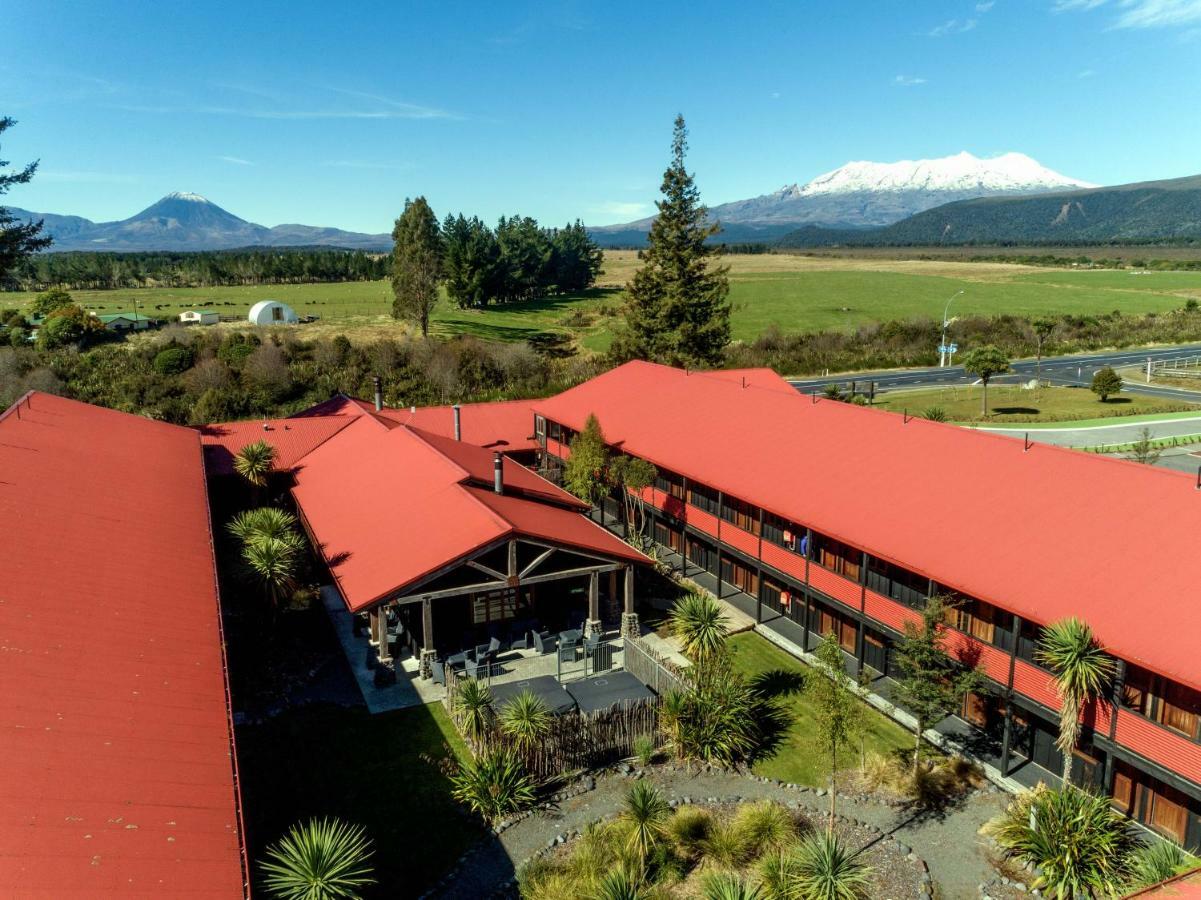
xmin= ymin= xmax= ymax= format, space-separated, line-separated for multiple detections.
xmin=789 ymin=831 xmax=871 ymax=900
xmin=729 ymin=801 xmax=796 ymax=856
xmin=258 ymin=817 xmax=375 ymax=900
xmin=665 ymin=805 xmax=712 ymax=858
xmin=153 ymin=345 xmax=195 ymax=375
xmin=499 ymin=689 xmax=551 ymax=753
xmin=1090 ymin=365 xmax=1123 ymax=401
xmin=701 ymin=818 xmax=751 ymax=869
xmin=450 ymin=747 xmax=535 ymax=824
xmin=669 ymin=592 xmax=729 ymax=661
xmin=921 ymin=405 xmax=948 ymax=422
xmin=983 ymin=785 xmax=1136 ymax=899
xmin=632 ymin=735 xmax=657 ymax=767
xmin=1125 ymin=841 xmax=1198 ymax=891
xmin=621 ymin=781 xmax=670 ymax=860
xmin=451 ymin=679 xmax=494 ymax=742
xmin=701 ymin=871 xmax=764 ymax=900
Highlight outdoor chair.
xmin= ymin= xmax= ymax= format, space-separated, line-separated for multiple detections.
xmin=584 ymin=633 xmax=600 ymax=656
xmin=533 ymin=631 xmax=557 ymax=654
xmin=487 ymin=636 xmax=501 ymax=655
xmin=474 ymin=643 xmax=490 ymax=660
xmin=430 ymin=660 xmax=446 ymax=686
xmin=510 ymin=630 xmax=531 ymax=651
xmin=447 ymin=649 xmax=469 ymax=669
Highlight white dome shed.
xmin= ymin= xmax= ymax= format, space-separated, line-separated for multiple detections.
xmin=247 ymin=300 xmax=299 ymax=325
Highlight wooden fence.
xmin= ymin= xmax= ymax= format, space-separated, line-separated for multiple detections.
xmin=443 ymin=665 xmax=662 ymax=779
xmin=621 ymin=634 xmax=688 ymax=697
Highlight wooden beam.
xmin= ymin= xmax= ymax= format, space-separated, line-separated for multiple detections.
xmin=508 ymin=539 xmax=518 ymax=577
xmin=588 ymin=571 xmax=600 ymax=621
xmin=519 ymin=547 xmax=556 ymax=578
xmin=391 ymin=561 xmax=628 ymax=606
xmin=422 ymin=598 xmax=434 ymax=652
xmin=466 ymin=560 xmax=507 ymax=581
xmin=624 ymin=565 xmax=635 ymax=614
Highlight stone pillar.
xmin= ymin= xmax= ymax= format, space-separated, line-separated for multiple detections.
xmin=585 ymin=571 xmax=602 ymax=638
xmin=419 ymin=597 xmax=436 ymax=679
xmin=377 ymin=605 xmax=392 ymax=664
xmin=621 ymin=565 xmax=639 ymax=639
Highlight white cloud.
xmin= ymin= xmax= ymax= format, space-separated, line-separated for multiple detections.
xmin=928 ymin=17 xmax=978 ymax=35
xmin=894 ymin=74 xmax=929 ymax=86
xmin=218 ymin=155 xmax=254 ymax=166
xmin=1053 ymin=0 xmax=1201 ymax=27
xmin=1077 ymin=67 xmax=1098 ymax=76
xmin=589 ymin=201 xmax=650 ymax=219
xmin=976 ymin=1 xmax=996 ymax=11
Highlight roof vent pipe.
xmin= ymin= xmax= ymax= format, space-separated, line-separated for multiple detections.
xmin=453 ymin=404 xmax=462 ymax=441
xmin=372 ymin=375 xmax=383 ymax=412
xmin=493 ymin=452 xmax=504 ymax=495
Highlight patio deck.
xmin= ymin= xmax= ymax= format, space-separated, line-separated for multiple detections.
xmin=321 ymin=585 xmax=632 ymax=714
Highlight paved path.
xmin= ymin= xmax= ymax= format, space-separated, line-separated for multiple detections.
xmin=427 ymin=768 xmax=1007 ymax=899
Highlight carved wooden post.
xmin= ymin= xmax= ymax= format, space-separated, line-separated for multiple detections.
xmin=621 ymin=565 xmax=639 ymax=640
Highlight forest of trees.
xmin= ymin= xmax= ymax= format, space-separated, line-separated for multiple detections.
xmin=4 ymin=247 xmax=390 ymax=291
xmin=440 ymin=216 xmax=602 ymax=308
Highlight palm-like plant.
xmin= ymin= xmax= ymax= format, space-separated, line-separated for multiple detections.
xmin=1125 ymin=840 xmax=1198 ymax=891
xmin=228 ymin=506 xmax=298 ymax=543
xmin=757 ymin=850 xmax=799 ymax=900
xmin=235 ymin=439 xmax=277 ymax=488
xmin=701 ymin=871 xmax=764 ymax=900
xmin=789 ymin=831 xmax=871 ymax=900
xmin=620 ymin=780 xmax=670 ymax=860
xmin=592 ymin=864 xmax=645 ymax=900
xmin=499 ymin=689 xmax=551 ymax=754
xmin=983 ymin=785 xmax=1135 ymax=899
xmin=669 ymin=592 xmax=729 ymax=660
xmin=1035 ymin=618 xmax=1116 ymax=787
xmin=451 ymin=678 xmax=494 ymax=742
xmin=242 ymin=531 xmax=306 ymax=607
xmin=450 ymin=746 xmax=536 ymax=824
xmin=259 ymin=817 xmax=375 ymax=900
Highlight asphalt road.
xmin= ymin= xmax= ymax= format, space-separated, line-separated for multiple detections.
xmin=788 ymin=342 xmax=1201 ymax=403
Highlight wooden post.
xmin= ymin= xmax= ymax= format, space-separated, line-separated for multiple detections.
xmin=368 ymin=609 xmax=380 ymax=646
xmin=419 ymin=597 xmax=436 ymax=678
xmin=508 ymin=539 xmax=518 ymax=578
xmin=377 ymin=605 xmax=392 ymax=664
xmin=1000 ymin=702 xmax=1014 ymax=777
xmin=621 ymin=565 xmax=639 ymax=639
xmin=585 ymin=571 xmax=602 ymax=638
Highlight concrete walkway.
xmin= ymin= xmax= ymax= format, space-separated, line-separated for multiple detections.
xmin=427 ymin=768 xmax=1008 ymax=899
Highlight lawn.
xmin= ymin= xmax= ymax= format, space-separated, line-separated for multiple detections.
xmin=235 ymin=703 xmax=476 ymax=899
xmin=726 ymin=632 xmax=912 ymax=786
xmin=8 ymin=252 xmax=1201 ymax=349
xmin=872 ymin=384 xmax=1197 ymax=423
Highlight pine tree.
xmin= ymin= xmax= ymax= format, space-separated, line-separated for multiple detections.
xmin=613 ymin=115 xmax=730 ymax=367
xmin=0 ymin=117 xmax=52 ymax=281
xmin=563 ymin=414 xmax=609 ymax=507
xmin=390 ymin=197 xmax=444 ymax=336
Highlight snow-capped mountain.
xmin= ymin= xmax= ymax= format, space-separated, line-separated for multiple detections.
xmin=589 ymin=152 xmax=1098 ymax=244
xmin=5 ymin=193 xmax=392 ymax=252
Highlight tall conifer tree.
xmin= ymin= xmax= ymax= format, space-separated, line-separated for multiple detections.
xmin=0 ymin=117 xmax=52 ymax=281
xmin=390 ymin=196 xmax=444 ymax=336
xmin=613 ymin=115 xmax=730 ymax=367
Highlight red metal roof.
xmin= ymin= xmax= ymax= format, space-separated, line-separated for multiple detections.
xmin=291 ymin=395 xmax=539 ymax=451
xmin=534 ymin=361 xmax=1201 ymax=694
xmin=0 ymin=393 xmax=246 ymax=897
xmin=197 ymin=416 xmax=354 ymax=476
xmin=290 ymin=416 xmax=644 ymax=612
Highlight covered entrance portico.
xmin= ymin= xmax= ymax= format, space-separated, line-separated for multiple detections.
xmin=363 ymin=535 xmax=638 ymax=678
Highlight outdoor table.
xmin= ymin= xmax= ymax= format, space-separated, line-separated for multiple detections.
xmin=490 ymin=675 xmax=577 ymax=715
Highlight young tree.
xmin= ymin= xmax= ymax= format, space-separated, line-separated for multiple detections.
xmin=1127 ymin=427 xmax=1161 ymax=466
xmin=960 ymin=345 xmax=1011 ymax=417
xmin=1090 ymin=366 xmax=1123 ymax=402
xmin=613 ymin=115 xmax=731 ymax=367
xmin=234 ymin=439 xmax=277 ymax=490
xmin=30 ymin=287 xmax=73 ymax=318
xmin=1031 ymin=317 xmax=1056 ymax=386
xmin=0 ymin=117 xmax=52 ymax=282
xmin=1035 ymin=618 xmax=1115 ymax=788
xmin=390 ymin=197 xmax=444 ymax=336
xmin=891 ymin=596 xmax=983 ymax=777
xmin=608 ymin=454 xmax=657 ymax=541
xmin=669 ymin=592 xmax=729 ymax=661
xmin=810 ymin=634 xmax=863 ymax=833
xmin=562 ymin=413 xmax=609 ymax=507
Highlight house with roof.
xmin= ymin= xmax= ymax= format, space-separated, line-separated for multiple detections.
xmin=180 ymin=308 xmax=220 ymax=325
xmin=94 ymin=310 xmax=154 ymax=331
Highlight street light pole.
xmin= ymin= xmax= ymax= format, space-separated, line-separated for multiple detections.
xmin=940 ymin=290 xmax=964 ymax=367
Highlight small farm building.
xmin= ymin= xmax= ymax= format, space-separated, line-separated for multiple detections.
xmin=180 ymin=309 xmax=220 ymax=325
xmin=248 ymin=300 xmax=299 ymax=325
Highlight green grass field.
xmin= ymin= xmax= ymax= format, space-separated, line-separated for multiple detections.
xmin=872 ymin=384 xmax=1197 ymax=423
xmin=8 ymin=253 xmax=1201 ymax=349
xmin=726 ymin=632 xmax=912 ymax=786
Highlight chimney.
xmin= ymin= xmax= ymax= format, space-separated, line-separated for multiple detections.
xmin=453 ymin=404 xmax=462 ymax=441
xmin=493 ymin=452 xmax=504 ymax=495
xmin=372 ymin=376 xmax=383 ymax=412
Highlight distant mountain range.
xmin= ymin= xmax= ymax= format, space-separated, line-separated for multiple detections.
xmin=588 ymin=152 xmax=1096 ymax=246
xmin=5 ymin=192 xmax=392 ymax=252
xmin=777 ymin=174 xmax=1201 ymax=247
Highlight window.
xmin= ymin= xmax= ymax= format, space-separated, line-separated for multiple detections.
xmin=1016 ymin=618 xmax=1044 ymax=665
xmin=534 ymin=415 xmax=546 ymax=439
xmin=1124 ymin=667 xmax=1201 ymax=741
xmin=762 ymin=513 xmax=804 ymax=554
xmin=944 ymin=596 xmax=1003 ymax=646
xmin=1160 ymin=681 xmax=1201 ymax=740
xmin=761 ymin=577 xmax=784 ymax=607
xmin=653 ymin=519 xmax=683 ymax=554
xmin=721 ymin=557 xmax=759 ymax=595
xmin=686 ymin=481 xmax=719 ymax=515
xmin=720 ymin=495 xmax=761 ymax=535
xmin=547 ymin=420 xmax=562 ymax=442
xmin=472 ymin=588 xmax=528 ymax=624
xmin=812 ymin=532 xmax=860 ymax=581
xmin=865 ymin=558 xmax=928 ymax=608
xmin=816 ymin=604 xmax=857 ymax=653
xmin=655 ymin=467 xmax=685 ymax=500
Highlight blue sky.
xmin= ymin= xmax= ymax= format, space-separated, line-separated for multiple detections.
xmin=4 ymin=0 xmax=1200 ymax=232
